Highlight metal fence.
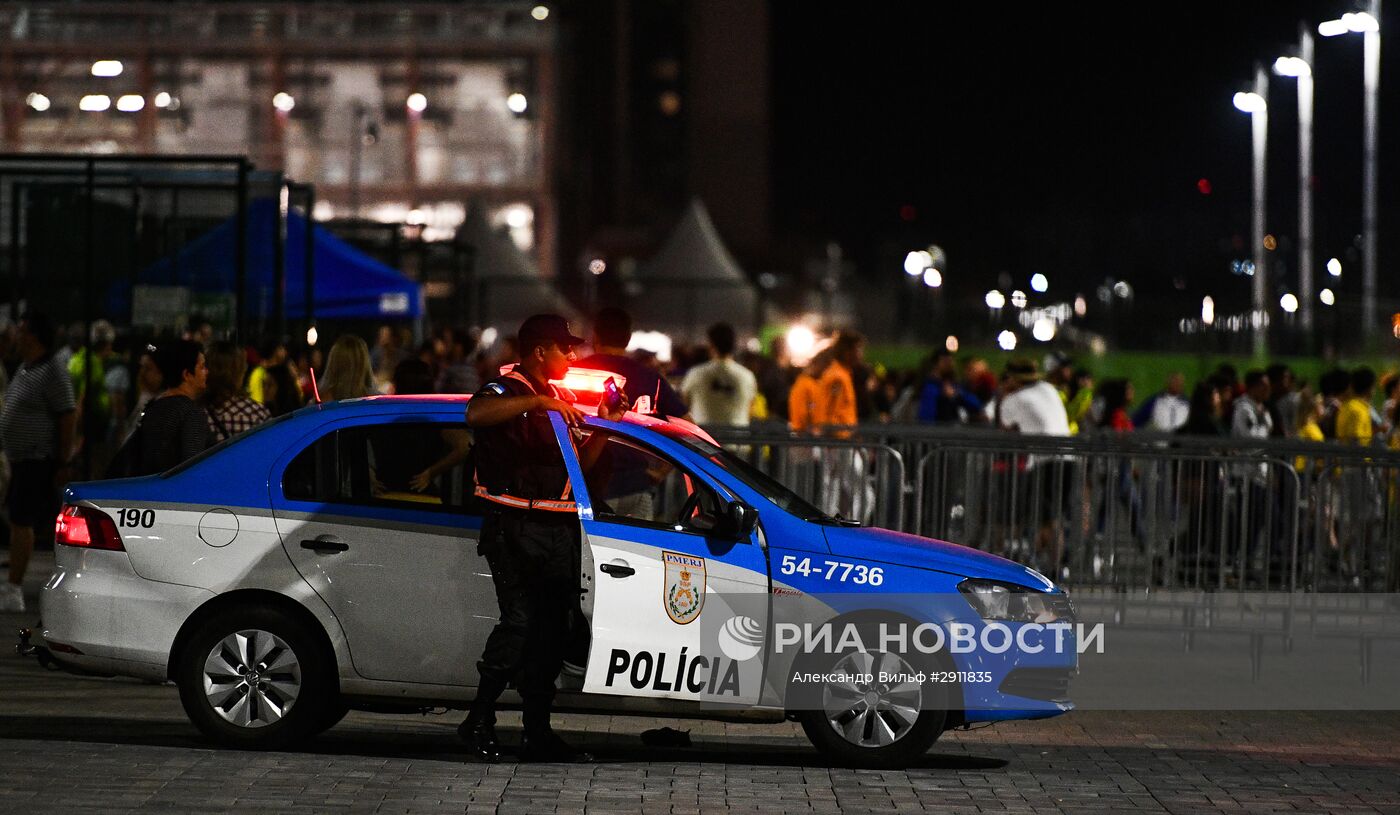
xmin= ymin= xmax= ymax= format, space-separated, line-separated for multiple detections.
xmin=709 ymin=423 xmax=1400 ymax=593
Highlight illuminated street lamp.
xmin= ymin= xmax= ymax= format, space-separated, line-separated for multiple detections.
xmin=406 ymin=92 xmax=427 ymax=113
xmin=1319 ymin=4 xmax=1381 ymax=341
xmin=1327 ymin=257 xmax=1342 ymax=277
xmin=1320 ymin=288 xmax=1336 ymax=306
xmin=1280 ymin=293 xmax=1299 ymax=313
xmin=1274 ymin=28 xmax=1315 ymax=337
xmin=273 ymin=92 xmax=295 ymax=112
xmin=1233 ymin=65 xmax=1269 ymax=359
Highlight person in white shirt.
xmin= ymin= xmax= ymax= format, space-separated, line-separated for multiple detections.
xmin=1133 ymin=372 xmax=1190 ymax=432
xmin=679 ymin=323 xmax=757 ymax=427
xmin=997 ymin=359 xmax=1073 ymax=576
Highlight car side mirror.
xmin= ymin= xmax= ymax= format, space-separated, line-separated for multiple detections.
xmin=722 ymin=501 xmax=758 ymax=539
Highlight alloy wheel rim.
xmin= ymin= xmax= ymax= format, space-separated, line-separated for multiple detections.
xmin=202 ymin=629 xmax=301 ymax=728
xmin=822 ymin=650 xmax=922 ymax=748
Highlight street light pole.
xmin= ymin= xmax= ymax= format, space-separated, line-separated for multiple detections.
xmin=1276 ymin=30 xmax=1315 ymax=341
xmin=1320 ymin=3 xmax=1382 ymax=345
xmin=1234 ymin=65 xmax=1269 ymax=359
xmin=1362 ymin=0 xmax=1381 ymax=345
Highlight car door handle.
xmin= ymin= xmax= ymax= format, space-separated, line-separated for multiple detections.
xmin=600 ymin=562 xmax=635 ymax=578
xmin=300 ymin=537 xmax=349 ymax=553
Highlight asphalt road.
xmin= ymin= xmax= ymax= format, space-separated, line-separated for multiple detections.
xmin=3 ymin=553 xmax=1400 ymax=814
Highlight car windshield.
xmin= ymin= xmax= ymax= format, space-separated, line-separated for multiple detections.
xmin=655 ymin=426 xmax=848 ymax=524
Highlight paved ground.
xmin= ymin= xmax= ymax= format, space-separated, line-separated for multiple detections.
xmin=4 ymin=553 xmax=1400 ymax=813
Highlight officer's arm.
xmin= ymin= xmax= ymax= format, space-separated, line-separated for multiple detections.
xmin=466 ymin=394 xmax=543 ymax=427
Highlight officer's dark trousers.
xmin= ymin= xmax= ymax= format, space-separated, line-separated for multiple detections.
xmin=468 ymin=510 xmax=580 ymax=733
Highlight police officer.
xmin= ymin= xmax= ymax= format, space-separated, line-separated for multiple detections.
xmin=459 ymin=314 xmax=627 ymax=763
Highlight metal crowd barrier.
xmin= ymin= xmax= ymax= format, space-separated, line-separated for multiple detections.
xmin=707 ymin=423 xmax=1400 ymax=593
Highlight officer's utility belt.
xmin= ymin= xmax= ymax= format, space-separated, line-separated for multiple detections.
xmin=475 ymin=486 xmax=577 ymax=513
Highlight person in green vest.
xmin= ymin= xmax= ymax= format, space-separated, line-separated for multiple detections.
xmin=67 ymin=320 xmax=116 ymax=476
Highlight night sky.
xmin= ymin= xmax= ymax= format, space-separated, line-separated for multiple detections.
xmin=770 ymin=2 xmax=1399 ymax=336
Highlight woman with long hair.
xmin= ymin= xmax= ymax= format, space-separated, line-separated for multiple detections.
xmin=318 ymin=335 xmax=374 ymax=401
xmin=205 ymin=340 xmax=270 ymax=442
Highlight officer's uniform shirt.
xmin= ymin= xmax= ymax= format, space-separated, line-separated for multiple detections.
xmin=471 ymin=366 xmax=576 ymax=501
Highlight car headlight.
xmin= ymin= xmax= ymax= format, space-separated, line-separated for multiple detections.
xmin=958 ymin=579 xmax=1064 ymax=623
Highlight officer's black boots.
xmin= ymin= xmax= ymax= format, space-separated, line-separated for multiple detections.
xmin=458 ymin=719 xmax=501 ymax=763
xmin=519 ymin=728 xmax=593 ymax=763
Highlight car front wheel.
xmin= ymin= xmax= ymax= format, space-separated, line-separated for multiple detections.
xmin=796 ymin=648 xmax=947 ymax=769
xmin=175 ymin=607 xmax=336 ymax=749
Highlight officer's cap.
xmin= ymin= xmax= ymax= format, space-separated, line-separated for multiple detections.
xmin=518 ymin=314 xmax=585 ymax=354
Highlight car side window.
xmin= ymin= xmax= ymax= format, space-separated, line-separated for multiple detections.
xmin=283 ymin=422 xmax=482 ymax=513
xmin=582 ymin=431 xmax=723 ymax=532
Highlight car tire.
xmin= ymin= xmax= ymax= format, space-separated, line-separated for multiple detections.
xmin=790 ymin=618 xmax=949 ymax=769
xmin=175 ymin=607 xmax=335 ymax=750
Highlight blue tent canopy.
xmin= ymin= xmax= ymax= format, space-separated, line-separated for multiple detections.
xmin=126 ymin=198 xmax=422 ymax=320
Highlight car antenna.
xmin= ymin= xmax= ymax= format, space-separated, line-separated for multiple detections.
xmin=308 ymin=367 xmax=323 ymax=403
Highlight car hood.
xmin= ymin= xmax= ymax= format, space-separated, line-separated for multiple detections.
xmin=822 ymin=525 xmax=1056 ymax=590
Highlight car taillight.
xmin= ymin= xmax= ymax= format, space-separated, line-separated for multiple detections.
xmin=55 ymin=505 xmax=124 ymax=551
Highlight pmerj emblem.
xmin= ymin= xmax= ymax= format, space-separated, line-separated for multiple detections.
xmin=663 ymin=550 xmax=706 ymax=624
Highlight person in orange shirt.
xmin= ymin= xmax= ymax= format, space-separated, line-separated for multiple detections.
xmin=788 ymin=350 xmax=832 ymax=435
xmin=815 ymin=332 xmax=862 ymax=436
xmin=815 ymin=331 xmax=868 ymax=521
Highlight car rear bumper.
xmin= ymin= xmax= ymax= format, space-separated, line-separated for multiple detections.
xmin=41 ymin=546 xmax=213 ymax=680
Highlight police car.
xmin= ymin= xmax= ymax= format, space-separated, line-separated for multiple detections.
xmin=40 ymin=370 xmax=1076 ymax=769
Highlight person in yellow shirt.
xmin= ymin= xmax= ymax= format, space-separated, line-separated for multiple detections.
xmin=1336 ymin=367 xmax=1376 ymax=447
xmin=1294 ymin=386 xmax=1324 ymax=471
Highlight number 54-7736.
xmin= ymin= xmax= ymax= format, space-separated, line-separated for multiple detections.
xmin=779 ymin=555 xmax=883 ymax=586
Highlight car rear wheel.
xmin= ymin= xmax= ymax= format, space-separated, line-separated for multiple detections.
xmin=796 ymin=647 xmax=947 ymax=769
xmin=175 ymin=607 xmax=336 ymax=749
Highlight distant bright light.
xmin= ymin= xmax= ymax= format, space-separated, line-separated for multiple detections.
xmin=1319 ymin=19 xmax=1349 ymax=37
xmin=306 ymin=326 xmax=319 ymax=347
xmin=903 ymin=250 xmax=931 ymax=276
xmin=1113 ymin=281 xmax=1133 ymax=299
xmin=1233 ymin=92 xmax=1266 ymax=114
xmin=406 ymin=209 xmax=426 ymax=225
xmin=1273 ymin=56 xmax=1311 ymax=78
xmin=154 ymin=91 xmax=172 ymax=108
xmin=588 ymin=258 xmax=607 ymax=275
xmin=79 ymin=94 xmax=111 ymax=112
xmin=627 ymin=330 xmax=673 ymax=364
xmin=531 ymin=5 xmax=550 ymax=20
xmin=1346 ymin=11 xmax=1380 ymax=33
xmin=1280 ymin=293 xmax=1299 ymax=313
xmin=985 ymin=290 xmax=1006 ymax=309
xmin=996 ymin=330 xmax=1018 ymax=351
xmin=507 ymin=92 xmax=528 ymax=114
xmin=480 ymin=327 xmax=500 ymax=347
xmin=1010 ymin=290 xmax=1028 ymax=309
xmin=90 ymin=60 xmax=123 ymax=77
xmin=1264 ymin=234 xmax=1278 ymax=251
xmin=1320 ymin=288 xmax=1336 ymax=306
xmin=1074 ymin=295 xmax=1087 ymax=317
xmin=1202 ymin=296 xmax=1215 ymax=325
xmin=1327 ymin=257 xmax=1342 ymax=277
xmin=406 ymin=92 xmax=427 ymax=113
xmin=786 ymin=324 xmax=817 ymax=362
xmin=922 ymin=268 xmax=942 ymax=288
xmin=1032 ymin=318 xmax=1057 ymax=342
xmin=273 ymin=92 xmax=295 ymax=112
xmin=945 ymin=335 xmax=959 ymax=353
xmin=116 ymin=94 xmax=144 ymax=112
xmin=504 ymin=205 xmax=532 ymax=229
xmin=1030 ymin=273 xmax=1048 ymax=293
xmin=26 ymin=92 xmax=50 ymax=112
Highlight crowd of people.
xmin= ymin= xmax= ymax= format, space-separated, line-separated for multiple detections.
xmin=1 ymin=306 xmax=1395 ymax=610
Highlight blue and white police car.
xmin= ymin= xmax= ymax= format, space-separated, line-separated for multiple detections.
xmin=40 ymin=371 xmax=1075 ymax=768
